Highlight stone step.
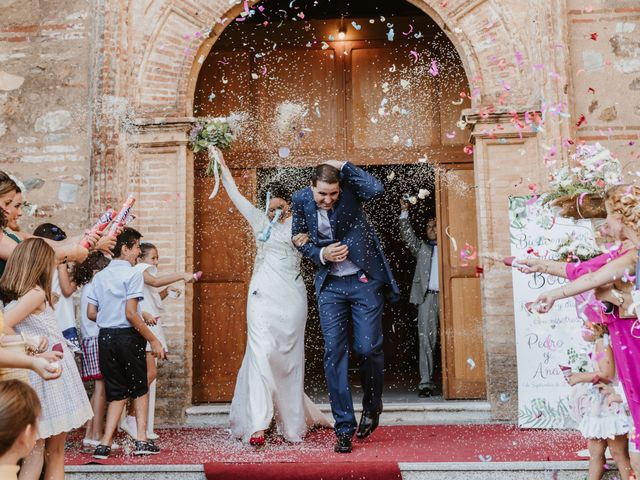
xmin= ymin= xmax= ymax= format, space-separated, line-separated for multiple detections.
xmin=184 ymin=400 xmax=493 ymax=427
xmin=66 ymin=461 xmax=618 ymax=480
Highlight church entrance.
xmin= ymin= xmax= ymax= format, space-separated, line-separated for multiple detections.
xmin=191 ymin=0 xmax=486 ymax=403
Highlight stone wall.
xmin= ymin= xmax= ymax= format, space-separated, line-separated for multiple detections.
xmin=0 ymin=0 xmax=97 ymax=232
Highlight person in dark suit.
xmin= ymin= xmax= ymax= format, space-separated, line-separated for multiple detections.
xmin=399 ymin=199 xmax=439 ymax=398
xmin=291 ymin=161 xmax=399 ymax=453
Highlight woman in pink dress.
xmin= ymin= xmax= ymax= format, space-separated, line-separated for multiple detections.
xmin=531 ymin=185 xmax=640 ymax=473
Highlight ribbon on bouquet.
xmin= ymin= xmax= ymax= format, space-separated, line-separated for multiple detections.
xmin=208 ymin=147 xmax=221 ymax=200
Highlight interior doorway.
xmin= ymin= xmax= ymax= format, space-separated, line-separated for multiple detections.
xmin=191 ymin=0 xmax=486 ymax=404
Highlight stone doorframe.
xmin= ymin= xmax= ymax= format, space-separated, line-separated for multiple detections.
xmin=97 ymin=0 xmax=573 ymax=423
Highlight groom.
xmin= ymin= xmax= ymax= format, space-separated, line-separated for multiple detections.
xmin=291 ymin=160 xmax=399 ymax=453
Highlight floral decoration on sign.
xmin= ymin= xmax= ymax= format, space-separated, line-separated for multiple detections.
xmin=545 ymin=143 xmax=622 ymax=219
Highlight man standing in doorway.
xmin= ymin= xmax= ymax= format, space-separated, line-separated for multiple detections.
xmin=291 ymin=161 xmax=399 ymax=454
xmin=399 ymin=198 xmax=439 ymax=398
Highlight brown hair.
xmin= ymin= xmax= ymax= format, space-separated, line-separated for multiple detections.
xmin=0 ymin=379 xmax=41 ymax=456
xmin=0 ymin=237 xmax=55 ymax=306
xmin=0 ymin=171 xmax=19 ymax=198
xmin=311 ymin=164 xmax=341 ymax=186
xmin=604 ymin=184 xmax=640 ymax=230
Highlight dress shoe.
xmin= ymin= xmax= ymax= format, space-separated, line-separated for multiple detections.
xmin=356 ymin=410 xmax=380 ymax=439
xmin=418 ymin=387 xmax=432 ymax=398
xmin=334 ymin=434 xmax=352 ymax=453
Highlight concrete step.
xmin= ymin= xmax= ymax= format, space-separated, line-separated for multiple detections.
xmin=184 ymin=400 xmax=493 ymax=427
xmin=65 ymin=461 xmax=619 ymax=480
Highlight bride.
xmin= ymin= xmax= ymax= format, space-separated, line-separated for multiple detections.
xmin=217 ymin=149 xmax=331 ymax=445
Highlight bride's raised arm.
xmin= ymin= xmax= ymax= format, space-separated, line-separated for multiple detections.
xmin=217 ymin=149 xmax=264 ymax=232
xmin=534 ymin=249 xmax=637 ymax=312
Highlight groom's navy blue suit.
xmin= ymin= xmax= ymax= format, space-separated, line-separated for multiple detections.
xmin=291 ymin=162 xmax=399 ymax=437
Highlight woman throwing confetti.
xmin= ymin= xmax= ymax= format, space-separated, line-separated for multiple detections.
xmin=216 ymin=149 xmax=331 ymax=446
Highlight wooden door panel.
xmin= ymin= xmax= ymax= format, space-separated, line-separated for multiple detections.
xmin=448 ymin=277 xmax=486 ymax=395
xmin=192 ymin=282 xmax=247 ymax=401
xmin=252 ymin=48 xmax=344 ymax=157
xmin=349 ymin=46 xmax=439 ymax=152
xmin=437 ymin=165 xmax=486 ymax=399
xmin=193 ymin=169 xmax=255 ymax=403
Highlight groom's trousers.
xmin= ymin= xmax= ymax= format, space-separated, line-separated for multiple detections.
xmin=318 ymin=272 xmax=385 ymax=437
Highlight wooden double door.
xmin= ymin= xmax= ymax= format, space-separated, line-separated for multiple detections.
xmin=192 ymin=21 xmax=485 ymax=402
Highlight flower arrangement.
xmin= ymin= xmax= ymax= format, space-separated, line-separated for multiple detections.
xmin=553 ymin=233 xmax=602 ymax=262
xmin=188 ymin=113 xmax=248 ymax=198
xmin=545 ymin=143 xmax=622 ymax=219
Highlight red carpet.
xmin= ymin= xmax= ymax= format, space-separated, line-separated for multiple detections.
xmin=65 ymin=424 xmax=585 ymax=467
xmin=203 ymin=461 xmax=402 ymax=480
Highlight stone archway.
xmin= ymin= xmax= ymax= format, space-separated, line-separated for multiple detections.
xmin=96 ymin=0 xmax=571 ymax=423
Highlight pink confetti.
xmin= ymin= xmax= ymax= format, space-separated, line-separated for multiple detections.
xmin=410 ymin=50 xmax=419 ymax=63
xmin=515 ymin=51 xmax=524 ymax=66
xmin=262 ymin=65 xmax=267 ymax=76
xmin=402 ymin=24 xmax=414 ymax=36
xmin=428 ymin=59 xmax=439 ymax=76
xmin=446 ymin=131 xmax=456 ymax=139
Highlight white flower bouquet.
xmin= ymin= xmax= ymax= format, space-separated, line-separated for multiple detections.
xmin=189 ymin=113 xmax=248 ymax=199
xmin=546 ymin=143 xmax=622 ymax=219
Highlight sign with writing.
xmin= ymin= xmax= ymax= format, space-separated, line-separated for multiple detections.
xmin=509 ymin=196 xmax=592 ymax=429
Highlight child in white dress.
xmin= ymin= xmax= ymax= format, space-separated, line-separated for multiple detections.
xmin=569 ymin=322 xmax=632 ymax=479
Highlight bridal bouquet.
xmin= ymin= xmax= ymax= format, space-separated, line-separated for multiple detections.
xmin=189 ymin=113 xmax=248 ymax=199
xmin=545 ymin=143 xmax=623 ymax=219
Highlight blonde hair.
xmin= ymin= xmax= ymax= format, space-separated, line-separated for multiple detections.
xmin=591 ymin=322 xmax=609 ymax=339
xmin=605 ymin=184 xmax=640 ymax=230
xmin=0 ymin=380 xmax=41 ymax=456
xmin=0 ymin=237 xmax=55 ymax=306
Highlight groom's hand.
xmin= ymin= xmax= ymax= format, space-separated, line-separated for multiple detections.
xmin=323 ymin=160 xmax=345 ymax=170
xmin=323 ymin=242 xmax=349 ymax=262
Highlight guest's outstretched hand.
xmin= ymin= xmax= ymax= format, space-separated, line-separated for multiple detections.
xmin=533 ymin=293 xmax=555 ymax=313
xmin=31 ymin=356 xmax=62 ymax=381
xmin=516 ymin=258 xmax=544 ymax=274
xmin=95 ymin=231 xmax=116 ymax=254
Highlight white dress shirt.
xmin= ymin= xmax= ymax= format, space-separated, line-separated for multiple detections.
xmin=86 ymin=259 xmax=144 ymax=329
xmin=317 ymin=208 xmax=360 ymax=276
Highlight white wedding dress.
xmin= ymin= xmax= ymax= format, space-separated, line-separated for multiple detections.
xmin=223 ymin=172 xmax=331 ymax=443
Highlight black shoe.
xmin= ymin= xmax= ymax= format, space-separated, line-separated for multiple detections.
xmin=356 ymin=410 xmax=380 ymax=439
xmin=334 ymin=435 xmax=352 ymax=453
xmin=92 ymin=444 xmax=111 ymax=459
xmin=134 ymin=440 xmax=160 ymax=456
xmin=418 ymin=387 xmax=432 ymax=398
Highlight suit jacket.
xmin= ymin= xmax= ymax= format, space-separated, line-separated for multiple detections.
xmin=291 ymin=162 xmax=400 ymax=302
xmin=399 ymin=216 xmax=435 ymax=305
